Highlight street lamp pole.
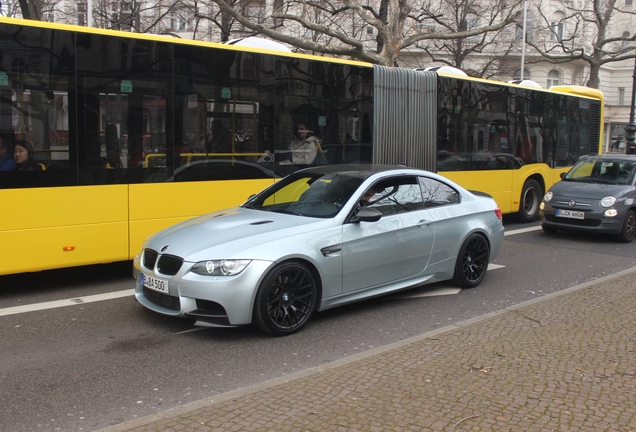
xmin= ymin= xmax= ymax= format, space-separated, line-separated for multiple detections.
xmin=626 ymin=55 xmax=636 ymax=154
xmin=520 ymin=0 xmax=528 ymax=80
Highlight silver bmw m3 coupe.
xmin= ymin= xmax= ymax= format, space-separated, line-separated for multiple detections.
xmin=133 ymin=165 xmax=504 ymax=335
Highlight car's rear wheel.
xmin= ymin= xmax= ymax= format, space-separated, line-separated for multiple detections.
xmin=518 ymin=178 xmax=542 ymax=222
xmin=616 ymin=210 xmax=636 ymax=243
xmin=542 ymin=224 xmax=558 ymax=235
xmin=452 ymin=234 xmax=490 ymax=288
xmin=253 ymin=262 xmax=317 ymax=336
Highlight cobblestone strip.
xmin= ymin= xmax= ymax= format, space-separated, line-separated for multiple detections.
xmin=105 ymin=273 xmax=636 ymax=432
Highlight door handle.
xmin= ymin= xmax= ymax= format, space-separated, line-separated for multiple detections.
xmin=416 ymin=220 xmax=431 ymax=227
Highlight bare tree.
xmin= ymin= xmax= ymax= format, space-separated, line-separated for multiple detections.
xmin=413 ymin=0 xmax=521 ymax=77
xmin=526 ymin=0 xmax=636 ymax=88
xmin=1 ymin=0 xmax=24 ymax=17
xmin=17 ymin=0 xmax=61 ymax=20
xmin=200 ymin=0 xmax=523 ymax=66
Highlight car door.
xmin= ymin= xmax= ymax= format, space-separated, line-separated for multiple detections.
xmin=342 ymin=176 xmax=435 ymax=293
xmin=416 ymin=176 xmax=464 ymax=267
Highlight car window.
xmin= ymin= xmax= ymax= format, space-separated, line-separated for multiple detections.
xmin=247 ymin=173 xmax=363 ymax=218
xmin=418 ymin=177 xmax=460 ymax=208
xmin=365 ymin=177 xmax=424 ymax=215
xmin=566 ymin=159 xmax=636 ymax=184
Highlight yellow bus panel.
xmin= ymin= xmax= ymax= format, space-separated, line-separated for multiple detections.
xmin=440 ymin=170 xmax=514 ymax=213
xmin=0 ymin=186 xmax=129 ymax=274
xmin=128 ymin=179 xmax=276 ymax=257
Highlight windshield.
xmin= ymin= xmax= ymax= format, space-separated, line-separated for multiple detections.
xmin=242 ymin=172 xmax=364 ymax=218
xmin=564 ymin=159 xmax=636 ymax=185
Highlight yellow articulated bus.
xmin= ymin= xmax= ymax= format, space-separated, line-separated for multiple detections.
xmin=0 ymin=17 xmax=603 ymax=276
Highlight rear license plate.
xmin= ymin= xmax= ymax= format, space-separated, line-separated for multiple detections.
xmin=556 ymin=209 xmax=585 ymax=220
xmin=142 ymin=273 xmax=169 ymax=293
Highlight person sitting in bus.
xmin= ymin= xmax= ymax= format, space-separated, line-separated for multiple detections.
xmin=288 ymin=123 xmax=319 ymax=165
xmin=0 ymin=139 xmax=16 ymax=171
xmin=13 ymin=140 xmax=42 ymax=171
xmin=206 ymin=120 xmax=233 ymax=154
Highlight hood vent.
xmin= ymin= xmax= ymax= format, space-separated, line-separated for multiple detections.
xmin=250 ymin=220 xmax=274 ymax=225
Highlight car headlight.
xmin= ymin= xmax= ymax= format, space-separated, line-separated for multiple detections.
xmin=544 ymin=191 xmax=553 ymax=202
xmin=600 ymin=196 xmax=616 ymax=208
xmin=190 ymin=260 xmax=251 ymax=276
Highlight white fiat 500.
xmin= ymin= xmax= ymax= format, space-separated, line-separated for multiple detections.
xmin=133 ymin=165 xmax=504 ymax=335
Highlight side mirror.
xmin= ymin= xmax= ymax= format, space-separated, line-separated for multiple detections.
xmin=559 ymin=172 xmax=566 ymax=179
xmin=352 ymin=207 xmax=382 ymax=223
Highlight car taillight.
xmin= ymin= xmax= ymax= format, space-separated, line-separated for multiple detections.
xmin=494 ymin=207 xmax=503 ymax=220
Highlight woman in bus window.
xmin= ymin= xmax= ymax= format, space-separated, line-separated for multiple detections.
xmin=289 ymin=123 xmax=319 ymax=165
xmin=13 ymin=141 xmax=42 ymax=171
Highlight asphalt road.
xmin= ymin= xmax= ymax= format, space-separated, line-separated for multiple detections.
xmin=1 ymin=218 xmax=635 ymax=431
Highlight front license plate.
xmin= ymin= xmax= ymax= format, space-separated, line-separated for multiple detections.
xmin=556 ymin=209 xmax=585 ymax=220
xmin=142 ymin=273 xmax=169 ymax=293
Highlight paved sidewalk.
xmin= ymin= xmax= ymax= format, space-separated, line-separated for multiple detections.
xmin=101 ymin=270 xmax=636 ymax=432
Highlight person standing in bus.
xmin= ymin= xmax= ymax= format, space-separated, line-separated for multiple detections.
xmin=206 ymin=120 xmax=233 ymax=154
xmin=0 ymin=139 xmax=16 ymax=171
xmin=289 ymin=123 xmax=319 ymax=165
xmin=13 ymin=141 xmax=42 ymax=171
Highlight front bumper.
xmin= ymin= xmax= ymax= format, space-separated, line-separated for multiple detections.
xmin=133 ymin=254 xmax=275 ymax=326
xmin=539 ymin=206 xmax=623 ymax=235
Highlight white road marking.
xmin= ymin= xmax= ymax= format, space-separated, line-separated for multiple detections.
xmin=0 ymin=289 xmax=134 ymax=317
xmin=0 ymin=227 xmax=529 ymax=318
xmin=391 ymin=263 xmax=506 ymax=299
xmin=505 ymin=225 xmax=542 ymax=236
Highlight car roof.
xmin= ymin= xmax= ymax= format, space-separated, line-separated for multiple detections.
xmin=298 ymin=164 xmax=413 ymax=180
xmin=580 ymin=154 xmax=636 ymax=162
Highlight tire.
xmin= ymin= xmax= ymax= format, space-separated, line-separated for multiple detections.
xmin=252 ymin=262 xmax=318 ymax=336
xmin=518 ymin=178 xmax=542 ymax=223
xmin=541 ymin=224 xmax=558 ymax=235
xmin=452 ymin=234 xmax=490 ymax=288
xmin=616 ymin=210 xmax=636 ymax=243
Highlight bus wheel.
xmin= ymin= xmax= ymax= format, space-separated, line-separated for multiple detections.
xmin=519 ymin=179 xmax=541 ymax=223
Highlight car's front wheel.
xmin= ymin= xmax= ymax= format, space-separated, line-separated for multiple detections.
xmin=616 ymin=210 xmax=636 ymax=243
xmin=542 ymin=224 xmax=558 ymax=235
xmin=452 ymin=234 xmax=490 ymax=288
xmin=253 ymin=262 xmax=317 ymax=336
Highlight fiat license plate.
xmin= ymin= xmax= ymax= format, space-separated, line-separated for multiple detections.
xmin=556 ymin=209 xmax=585 ymax=220
xmin=142 ymin=273 xmax=169 ymax=293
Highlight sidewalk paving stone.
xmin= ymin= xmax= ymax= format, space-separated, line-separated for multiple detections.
xmin=100 ymin=270 xmax=636 ymax=432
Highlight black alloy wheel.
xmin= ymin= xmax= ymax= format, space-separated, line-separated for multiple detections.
xmin=519 ymin=178 xmax=542 ymax=222
xmin=452 ymin=234 xmax=490 ymax=288
xmin=253 ymin=262 xmax=318 ymax=336
xmin=616 ymin=210 xmax=636 ymax=243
